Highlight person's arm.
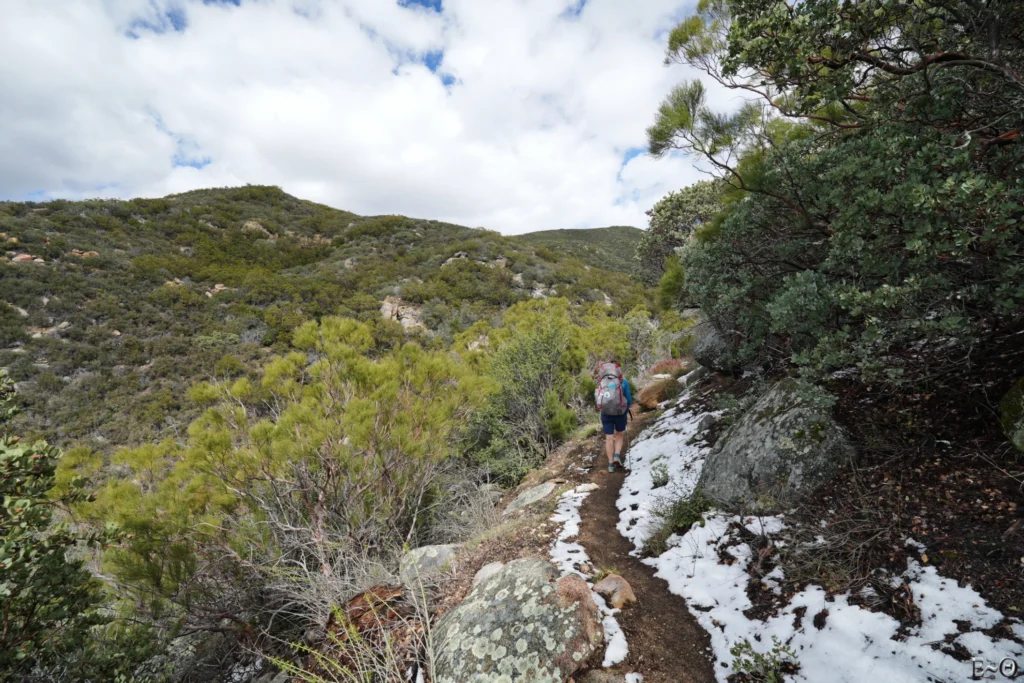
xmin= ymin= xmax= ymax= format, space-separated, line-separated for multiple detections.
xmin=624 ymin=379 xmax=632 ymax=407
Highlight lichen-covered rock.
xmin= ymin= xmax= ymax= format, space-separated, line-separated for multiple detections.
xmin=691 ymin=320 xmax=734 ymax=373
xmin=399 ymin=544 xmax=458 ymax=584
xmin=1000 ymin=378 xmax=1024 ymax=452
xmin=698 ymin=379 xmax=854 ymax=511
xmin=473 ymin=562 xmax=505 ymax=588
xmin=503 ymin=481 xmax=557 ymax=515
xmin=433 ymin=559 xmax=603 ymax=683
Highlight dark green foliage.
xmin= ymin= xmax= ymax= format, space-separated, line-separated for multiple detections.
xmin=517 ymin=226 xmax=644 ymax=273
xmin=0 ymin=373 xmax=144 ymax=681
xmin=645 ymin=0 xmax=1024 ymax=386
xmin=657 ymin=256 xmax=685 ymax=311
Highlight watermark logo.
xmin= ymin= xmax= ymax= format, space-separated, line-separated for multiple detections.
xmin=972 ymin=657 xmax=1020 ymax=679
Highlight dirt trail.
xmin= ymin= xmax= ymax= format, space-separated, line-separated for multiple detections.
xmin=577 ymin=416 xmax=717 ymax=683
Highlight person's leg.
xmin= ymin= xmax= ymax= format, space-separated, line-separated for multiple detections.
xmin=601 ymin=415 xmax=616 ymax=471
xmin=614 ymin=429 xmax=625 ymax=463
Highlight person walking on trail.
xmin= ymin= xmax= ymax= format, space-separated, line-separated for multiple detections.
xmin=594 ymin=360 xmax=633 ymax=473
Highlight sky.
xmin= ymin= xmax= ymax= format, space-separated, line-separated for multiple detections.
xmin=0 ymin=0 xmax=733 ymax=234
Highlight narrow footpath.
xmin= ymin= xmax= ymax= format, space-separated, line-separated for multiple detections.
xmin=576 ymin=416 xmax=717 ymax=683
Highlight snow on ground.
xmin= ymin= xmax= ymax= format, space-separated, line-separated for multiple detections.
xmin=619 ymin=396 xmax=1024 ymax=683
xmin=548 ymin=485 xmax=630 ymax=669
xmin=617 ymin=401 xmax=716 ymax=552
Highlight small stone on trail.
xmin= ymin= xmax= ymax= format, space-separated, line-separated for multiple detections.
xmin=593 ymin=574 xmax=637 ymax=610
xmin=576 ymin=483 xmax=600 ymax=493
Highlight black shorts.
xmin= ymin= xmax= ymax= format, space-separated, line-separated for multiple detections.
xmin=600 ymin=412 xmax=627 ymax=434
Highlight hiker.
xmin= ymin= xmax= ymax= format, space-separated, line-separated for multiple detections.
xmin=594 ymin=360 xmax=633 ymax=473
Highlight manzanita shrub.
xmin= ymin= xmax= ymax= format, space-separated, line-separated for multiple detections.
xmin=643 ymin=0 xmax=1024 ymax=385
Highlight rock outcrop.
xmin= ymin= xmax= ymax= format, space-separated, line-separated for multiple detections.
xmin=443 ymin=251 xmax=469 ymax=267
xmin=698 ymin=379 xmax=854 ymax=511
xmin=690 ymin=319 xmax=735 ymax=373
xmin=1001 ymin=378 xmax=1024 ymax=452
xmin=241 ymin=220 xmax=271 ymax=238
xmin=380 ymin=296 xmax=426 ymax=332
xmin=433 ymin=559 xmax=603 ymax=683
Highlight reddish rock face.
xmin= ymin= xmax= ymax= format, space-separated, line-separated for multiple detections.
xmin=555 ymin=573 xmax=605 ymax=668
xmin=636 ymin=377 xmax=681 ymax=411
xmin=12 ymin=254 xmax=34 ymax=263
xmin=592 ymin=574 xmax=637 ymax=610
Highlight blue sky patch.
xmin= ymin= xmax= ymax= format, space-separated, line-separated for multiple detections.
xmin=423 ymin=49 xmax=444 ymax=72
xmin=615 ymin=146 xmax=647 ymax=183
xmin=126 ymin=5 xmax=188 ymax=38
xmin=399 ymin=0 xmax=443 ymax=12
xmin=150 ymin=110 xmax=211 ymax=171
xmin=561 ymin=0 xmax=588 ymax=19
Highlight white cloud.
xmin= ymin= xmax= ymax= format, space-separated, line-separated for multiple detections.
xmin=0 ymin=0 xmax=726 ymax=234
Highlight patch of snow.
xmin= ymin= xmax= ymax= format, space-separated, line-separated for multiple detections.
xmin=616 ymin=403 xmax=719 ymax=552
xmin=548 ymin=489 xmax=629 ymax=670
xmin=625 ymin=675 xmax=644 ymax=683
xmin=619 ymin=393 xmax=1024 ymax=683
xmin=593 ymin=591 xmax=628 ymax=667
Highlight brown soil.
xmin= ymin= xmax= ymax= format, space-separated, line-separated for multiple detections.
xmin=575 ymin=414 xmax=718 ymax=683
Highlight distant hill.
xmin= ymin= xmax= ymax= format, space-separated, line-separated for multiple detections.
xmin=516 ymin=225 xmax=643 ymax=273
xmin=0 ymin=186 xmax=647 ymax=451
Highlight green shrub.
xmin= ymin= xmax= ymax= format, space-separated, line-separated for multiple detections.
xmin=730 ymin=636 xmax=799 ymax=683
xmin=642 ymin=489 xmax=711 ymax=557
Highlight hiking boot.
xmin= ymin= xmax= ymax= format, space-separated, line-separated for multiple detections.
xmin=613 ymin=453 xmax=623 ymax=467
xmin=607 ymin=463 xmax=615 ymax=473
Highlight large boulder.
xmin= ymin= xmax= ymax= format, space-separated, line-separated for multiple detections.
xmin=1001 ymin=378 xmax=1024 ymax=452
xmin=433 ymin=559 xmax=603 ymax=683
xmin=698 ymin=379 xmax=854 ymax=511
xmin=690 ymin=319 xmax=735 ymax=373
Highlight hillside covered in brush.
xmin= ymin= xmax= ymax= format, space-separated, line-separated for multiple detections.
xmin=518 ymin=225 xmax=643 ymax=273
xmin=0 ymin=186 xmax=646 ymax=450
